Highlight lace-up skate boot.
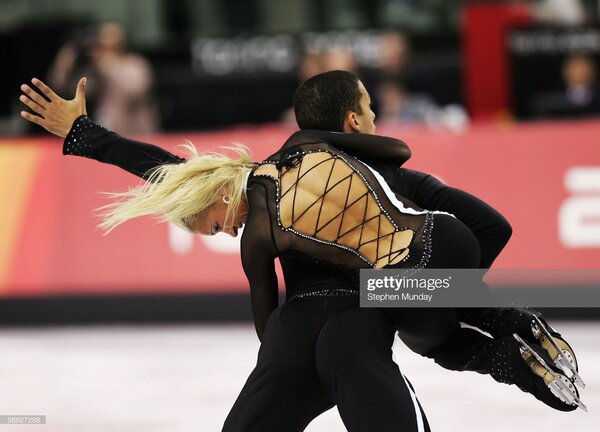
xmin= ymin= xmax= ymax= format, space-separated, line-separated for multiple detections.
xmin=530 ymin=316 xmax=583 ymax=388
xmin=474 ymin=336 xmax=582 ymax=412
xmin=513 ymin=334 xmax=584 ymax=411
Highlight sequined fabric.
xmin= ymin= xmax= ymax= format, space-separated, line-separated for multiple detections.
xmin=291 ymin=287 xmax=359 ymax=300
xmin=62 ymin=115 xmax=185 ymax=178
xmin=64 ymin=115 xmax=104 ymax=158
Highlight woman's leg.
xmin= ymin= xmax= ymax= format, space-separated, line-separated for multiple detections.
xmin=385 ymin=214 xmax=483 ymax=359
xmin=383 ymin=215 xmax=578 ymax=410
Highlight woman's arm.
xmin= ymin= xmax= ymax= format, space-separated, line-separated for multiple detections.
xmin=20 ymin=78 xmax=184 ymax=179
xmin=284 ymin=129 xmax=411 ymax=165
xmin=63 ymin=115 xmax=184 ymax=179
xmin=241 ymin=182 xmax=280 ymax=341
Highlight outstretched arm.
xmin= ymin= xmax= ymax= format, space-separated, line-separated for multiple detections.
xmin=20 ymin=78 xmax=184 ymax=179
xmin=62 ymin=116 xmax=184 ymax=179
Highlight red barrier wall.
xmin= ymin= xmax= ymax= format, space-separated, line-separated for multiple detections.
xmin=1 ymin=120 xmax=599 ymax=296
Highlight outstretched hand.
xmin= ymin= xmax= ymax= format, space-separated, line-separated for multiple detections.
xmin=19 ymin=77 xmax=87 ymax=138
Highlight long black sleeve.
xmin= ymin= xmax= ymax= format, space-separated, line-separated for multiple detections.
xmin=241 ymin=181 xmax=280 ymax=341
xmin=63 ymin=115 xmax=185 ymax=179
xmin=282 ymin=129 xmax=411 ymax=165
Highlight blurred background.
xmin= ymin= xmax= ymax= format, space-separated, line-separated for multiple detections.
xmin=1 ymin=0 xmax=599 ymax=431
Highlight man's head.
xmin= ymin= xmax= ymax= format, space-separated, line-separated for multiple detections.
xmin=563 ymin=54 xmax=596 ymax=88
xmin=294 ymin=70 xmax=376 ymax=134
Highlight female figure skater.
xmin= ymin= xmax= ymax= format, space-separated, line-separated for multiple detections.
xmin=19 ymin=75 xmax=584 ymax=421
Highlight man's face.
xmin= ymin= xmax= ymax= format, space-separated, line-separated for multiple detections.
xmin=354 ymin=80 xmax=376 ymax=134
xmin=564 ymin=56 xmax=595 ymax=87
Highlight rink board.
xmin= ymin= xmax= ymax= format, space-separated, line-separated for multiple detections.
xmin=0 ymin=119 xmax=599 ymax=296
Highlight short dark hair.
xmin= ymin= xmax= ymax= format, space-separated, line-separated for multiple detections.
xmin=293 ymin=70 xmax=363 ymax=132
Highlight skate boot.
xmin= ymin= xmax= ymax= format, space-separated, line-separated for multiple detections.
xmin=459 ymin=335 xmax=582 ymax=412
xmin=469 ymin=308 xmax=585 ymax=388
xmin=530 ymin=316 xmax=584 ymax=388
xmin=513 ymin=334 xmax=586 ymax=412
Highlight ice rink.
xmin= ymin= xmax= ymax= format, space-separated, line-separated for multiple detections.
xmin=1 ymin=321 xmax=598 ymax=431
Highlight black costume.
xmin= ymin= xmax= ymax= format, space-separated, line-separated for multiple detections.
xmin=64 ymin=116 xmax=433 ymax=431
xmin=248 ymin=130 xmax=570 ymax=412
xmin=63 ymin=116 xmax=570 ymax=432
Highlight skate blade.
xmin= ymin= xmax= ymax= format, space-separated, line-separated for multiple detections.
xmin=514 ymin=334 xmax=587 ymax=412
xmin=532 ymin=316 xmax=586 ymax=389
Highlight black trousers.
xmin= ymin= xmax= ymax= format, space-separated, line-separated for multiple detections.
xmin=386 ymin=213 xmax=484 ymax=358
xmin=223 ymin=295 xmax=430 ymax=432
xmin=385 ymin=214 xmax=541 ymax=384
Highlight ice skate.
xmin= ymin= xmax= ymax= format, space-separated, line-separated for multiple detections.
xmin=531 ymin=316 xmax=584 ymax=388
xmin=513 ymin=334 xmax=586 ymax=412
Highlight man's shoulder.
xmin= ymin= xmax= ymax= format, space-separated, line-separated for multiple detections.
xmin=280 ymin=129 xmax=342 ymax=149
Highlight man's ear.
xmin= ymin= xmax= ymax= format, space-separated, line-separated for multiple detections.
xmin=343 ymin=112 xmax=360 ymax=133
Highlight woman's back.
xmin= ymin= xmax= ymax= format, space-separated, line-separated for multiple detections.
xmin=247 ymin=141 xmax=432 ymax=270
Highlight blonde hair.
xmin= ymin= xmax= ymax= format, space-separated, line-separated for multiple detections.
xmin=98 ymin=143 xmax=253 ymax=234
